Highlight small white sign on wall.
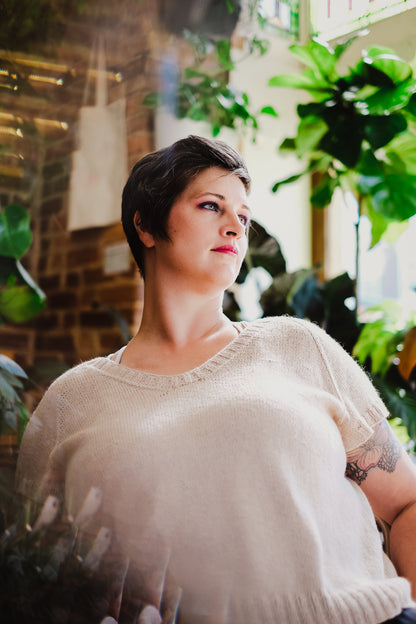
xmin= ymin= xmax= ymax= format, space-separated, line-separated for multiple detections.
xmin=103 ymin=242 xmax=131 ymax=275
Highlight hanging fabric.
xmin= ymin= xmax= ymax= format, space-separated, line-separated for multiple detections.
xmin=68 ymin=38 xmax=127 ymax=231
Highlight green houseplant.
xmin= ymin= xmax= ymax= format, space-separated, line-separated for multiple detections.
xmin=269 ymin=33 xmax=416 ymax=249
xmin=267 ymin=35 xmax=416 ymax=445
xmin=0 ymin=203 xmax=46 ymax=440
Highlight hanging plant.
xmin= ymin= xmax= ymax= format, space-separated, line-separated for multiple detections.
xmin=143 ymin=14 xmax=278 ymax=137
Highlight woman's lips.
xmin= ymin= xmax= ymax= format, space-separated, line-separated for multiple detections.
xmin=211 ymin=246 xmax=238 ymax=256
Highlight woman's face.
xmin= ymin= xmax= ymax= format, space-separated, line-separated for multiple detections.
xmin=147 ymin=167 xmax=251 ymax=293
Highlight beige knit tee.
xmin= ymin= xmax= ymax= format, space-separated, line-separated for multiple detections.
xmin=16 ymin=316 xmax=414 ymax=623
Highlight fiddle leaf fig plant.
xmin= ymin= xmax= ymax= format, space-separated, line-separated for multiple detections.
xmin=269 ymin=34 xmax=416 ymax=245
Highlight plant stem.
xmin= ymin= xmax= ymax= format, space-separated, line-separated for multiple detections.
xmin=354 ymin=194 xmax=363 ymax=318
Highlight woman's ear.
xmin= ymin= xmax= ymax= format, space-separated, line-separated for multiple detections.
xmin=134 ymin=211 xmax=155 ymax=248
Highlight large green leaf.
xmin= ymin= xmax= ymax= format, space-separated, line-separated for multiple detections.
xmin=296 ymin=116 xmax=328 ymax=157
xmin=236 ymin=220 xmax=286 ymax=284
xmin=319 ymin=120 xmax=363 ymax=168
xmin=310 ymin=174 xmax=339 ymax=207
xmin=0 ymin=370 xmax=19 ymax=403
xmin=363 ymin=113 xmax=407 ymax=150
xmin=405 ymin=93 xmax=416 ymax=117
xmin=0 ymin=353 xmax=27 ymax=378
xmin=361 ymin=80 xmax=416 ymax=115
xmin=297 ymin=101 xmax=327 ymax=119
xmin=362 ymin=198 xmax=393 ymax=247
xmin=353 ymin=304 xmax=404 ymax=375
xmin=0 ymin=256 xmax=16 ymax=285
xmin=288 ymin=270 xmax=323 ymax=319
xmin=215 ymin=39 xmax=233 ymax=70
xmin=0 ymin=367 xmax=24 ymax=390
xmin=1 ymin=403 xmax=20 ymax=433
xmin=279 ymin=137 xmax=296 ymax=151
xmin=361 ymin=171 xmax=416 ymax=221
xmin=0 ymin=205 xmax=32 ymax=259
xmin=272 ymin=170 xmax=308 ymax=193
xmin=268 ymin=72 xmax=333 ymax=98
xmin=386 ymin=132 xmax=416 ymax=174
xmin=289 ymin=38 xmax=339 ymax=83
xmin=353 ymin=58 xmax=395 ymax=88
xmin=0 ymin=284 xmax=46 ymax=322
xmin=363 ymin=49 xmax=413 ymax=85
xmin=372 ymin=370 xmax=416 ymax=442
xmin=322 ymin=272 xmax=359 ymax=352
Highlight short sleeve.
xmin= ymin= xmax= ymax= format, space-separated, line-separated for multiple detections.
xmin=15 ymin=388 xmax=66 ymax=503
xmin=293 ymin=318 xmax=389 ymax=452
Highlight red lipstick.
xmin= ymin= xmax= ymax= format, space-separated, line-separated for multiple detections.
xmin=212 ymin=245 xmax=238 ymax=256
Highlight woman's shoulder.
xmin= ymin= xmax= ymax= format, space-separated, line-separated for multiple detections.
xmin=44 ymin=356 xmax=112 ymax=396
xmin=247 ymin=315 xmax=326 ymax=342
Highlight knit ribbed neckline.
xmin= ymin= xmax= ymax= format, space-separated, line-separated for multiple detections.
xmin=87 ymin=317 xmax=274 ymax=389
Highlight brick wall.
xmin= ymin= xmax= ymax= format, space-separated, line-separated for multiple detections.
xmin=0 ymin=0 xmax=164 ymax=402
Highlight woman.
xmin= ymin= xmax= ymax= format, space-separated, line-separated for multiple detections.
xmin=16 ymin=135 xmax=416 ymax=623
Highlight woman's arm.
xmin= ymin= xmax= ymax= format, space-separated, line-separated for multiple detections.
xmin=346 ymin=420 xmax=416 ymax=598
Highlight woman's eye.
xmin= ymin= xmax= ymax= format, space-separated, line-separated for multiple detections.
xmin=238 ymin=214 xmax=250 ymax=228
xmin=199 ymin=201 xmax=219 ymax=212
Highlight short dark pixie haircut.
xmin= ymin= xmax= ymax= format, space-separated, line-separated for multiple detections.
xmin=121 ymin=135 xmax=251 ymax=278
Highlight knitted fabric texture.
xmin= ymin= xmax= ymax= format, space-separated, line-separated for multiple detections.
xmin=16 ymin=317 xmax=413 ymax=623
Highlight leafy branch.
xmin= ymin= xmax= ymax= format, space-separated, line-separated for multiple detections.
xmin=143 ymin=26 xmax=277 ymax=137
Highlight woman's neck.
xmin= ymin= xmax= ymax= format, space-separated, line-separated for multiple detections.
xmin=140 ymin=278 xmax=231 ymax=345
xmin=120 ymin=285 xmax=237 ymax=374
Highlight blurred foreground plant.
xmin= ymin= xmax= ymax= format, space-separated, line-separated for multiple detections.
xmin=0 ymin=472 xmax=182 ymax=623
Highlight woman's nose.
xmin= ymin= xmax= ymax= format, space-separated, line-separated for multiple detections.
xmin=221 ymin=213 xmax=245 ymax=238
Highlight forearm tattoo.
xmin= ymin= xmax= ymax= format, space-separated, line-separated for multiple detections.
xmin=345 ymin=421 xmax=401 ymax=485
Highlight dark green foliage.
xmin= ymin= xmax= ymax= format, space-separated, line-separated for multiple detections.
xmin=236 ymin=220 xmax=286 ymax=284
xmin=229 ymin=221 xmax=360 ymax=351
xmin=0 ymin=474 xmax=115 ymax=624
xmin=372 ymin=368 xmax=416 ymax=446
xmin=0 ymin=0 xmax=86 ymax=51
